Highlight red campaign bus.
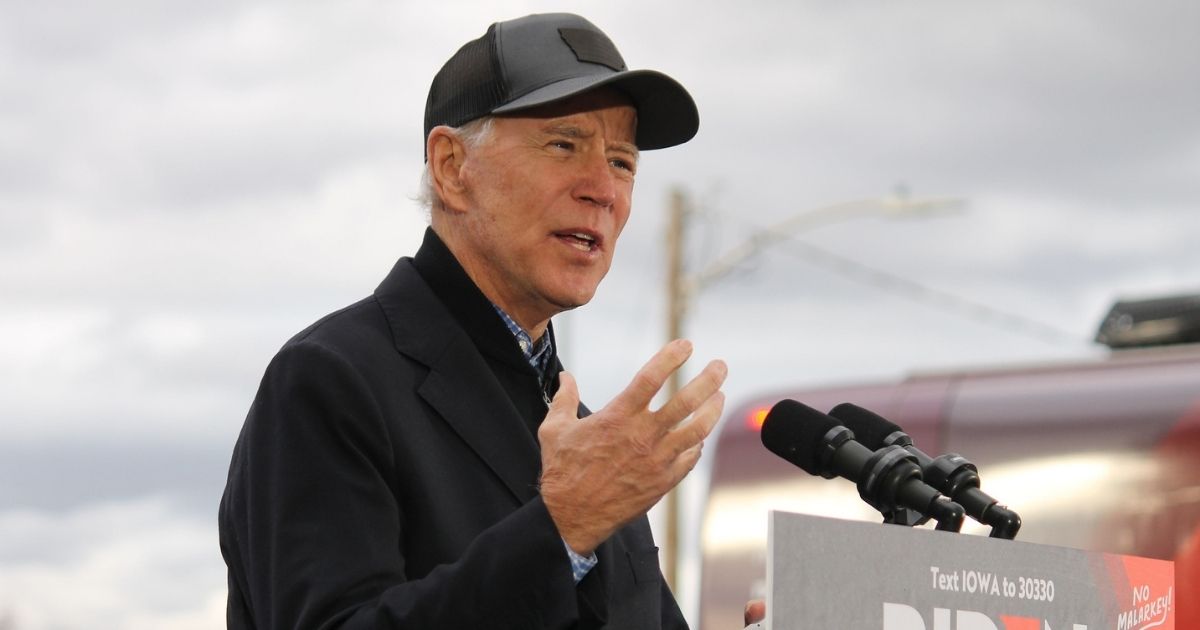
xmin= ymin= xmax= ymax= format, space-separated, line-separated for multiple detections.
xmin=698 ymin=295 xmax=1200 ymax=628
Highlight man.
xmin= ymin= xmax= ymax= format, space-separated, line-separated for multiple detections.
xmin=220 ymin=13 xmax=729 ymax=629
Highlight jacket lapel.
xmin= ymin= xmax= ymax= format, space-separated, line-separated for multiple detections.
xmin=374 ymin=257 xmax=542 ymax=505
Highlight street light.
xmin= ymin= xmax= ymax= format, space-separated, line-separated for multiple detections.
xmin=659 ymin=187 xmax=965 ymax=589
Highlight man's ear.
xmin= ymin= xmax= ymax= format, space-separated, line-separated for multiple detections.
xmin=427 ymin=127 xmax=470 ymax=213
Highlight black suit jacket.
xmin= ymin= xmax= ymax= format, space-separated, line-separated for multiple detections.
xmin=219 ymin=233 xmax=687 ymax=629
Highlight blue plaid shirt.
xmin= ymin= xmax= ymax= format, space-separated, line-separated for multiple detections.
xmin=492 ymin=305 xmax=598 ymax=584
xmin=492 ymin=305 xmax=555 ymax=387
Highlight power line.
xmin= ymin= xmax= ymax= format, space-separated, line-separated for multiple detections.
xmin=769 ymin=236 xmax=1089 ymax=347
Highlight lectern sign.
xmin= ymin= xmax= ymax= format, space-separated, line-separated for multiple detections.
xmin=766 ymin=511 xmax=1174 ymax=629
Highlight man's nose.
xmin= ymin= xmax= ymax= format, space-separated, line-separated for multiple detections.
xmin=573 ymin=152 xmax=618 ymax=209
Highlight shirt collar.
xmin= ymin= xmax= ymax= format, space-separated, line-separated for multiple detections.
xmin=491 ymin=303 xmax=554 ymax=383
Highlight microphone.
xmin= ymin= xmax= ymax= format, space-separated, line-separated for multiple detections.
xmin=761 ymin=399 xmax=964 ymax=532
xmin=829 ymin=403 xmax=1021 ymax=540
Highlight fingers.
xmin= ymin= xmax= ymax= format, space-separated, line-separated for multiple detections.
xmin=663 ymin=386 xmax=725 ymax=456
xmin=660 ymin=388 xmax=725 ymax=486
xmin=654 ymin=358 xmax=727 ymax=427
xmin=666 ymin=442 xmax=704 ymax=484
xmin=609 ymin=339 xmax=693 ymax=415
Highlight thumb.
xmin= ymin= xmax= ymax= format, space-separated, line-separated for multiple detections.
xmin=548 ymin=371 xmax=580 ymax=417
xmin=539 ymin=371 xmax=579 ymax=446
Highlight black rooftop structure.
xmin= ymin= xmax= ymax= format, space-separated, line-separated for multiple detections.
xmin=1095 ymin=294 xmax=1200 ymax=349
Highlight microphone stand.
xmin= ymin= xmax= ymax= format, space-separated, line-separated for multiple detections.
xmin=855 ymin=446 xmax=966 ymax=533
xmin=924 ymin=454 xmax=1022 ymax=540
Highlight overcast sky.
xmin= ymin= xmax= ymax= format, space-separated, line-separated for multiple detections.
xmin=2 ymin=1 xmax=1198 ymax=628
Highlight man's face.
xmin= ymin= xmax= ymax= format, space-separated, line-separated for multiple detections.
xmin=453 ymin=89 xmax=638 ymax=328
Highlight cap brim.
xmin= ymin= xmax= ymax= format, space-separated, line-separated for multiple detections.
xmin=491 ymin=69 xmax=699 ymax=150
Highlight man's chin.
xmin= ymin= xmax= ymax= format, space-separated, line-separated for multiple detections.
xmin=548 ymin=290 xmax=597 ymax=315
xmin=551 ymin=297 xmax=590 ymax=314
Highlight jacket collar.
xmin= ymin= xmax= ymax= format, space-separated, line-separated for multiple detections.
xmin=372 ymin=229 xmax=543 ymax=504
xmin=411 ymin=227 xmax=547 ymax=375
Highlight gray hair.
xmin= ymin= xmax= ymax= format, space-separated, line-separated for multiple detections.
xmin=417 ymin=117 xmax=495 ymax=212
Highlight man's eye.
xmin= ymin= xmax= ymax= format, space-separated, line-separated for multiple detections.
xmin=610 ymin=158 xmax=635 ymax=173
xmin=550 ymin=140 xmax=574 ymax=151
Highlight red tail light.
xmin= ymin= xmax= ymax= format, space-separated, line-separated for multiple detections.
xmin=747 ymin=406 xmax=770 ymax=431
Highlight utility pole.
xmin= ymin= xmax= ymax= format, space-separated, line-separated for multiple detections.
xmin=662 ymin=186 xmax=687 ymax=589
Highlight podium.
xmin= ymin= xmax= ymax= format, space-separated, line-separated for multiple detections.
xmin=765 ymin=511 xmax=1175 ymax=629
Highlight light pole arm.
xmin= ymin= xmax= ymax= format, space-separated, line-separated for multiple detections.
xmin=682 ymin=196 xmax=965 ymax=300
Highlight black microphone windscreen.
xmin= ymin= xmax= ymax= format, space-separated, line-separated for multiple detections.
xmin=760 ymin=399 xmax=841 ymax=476
xmin=829 ymin=403 xmax=904 ymax=449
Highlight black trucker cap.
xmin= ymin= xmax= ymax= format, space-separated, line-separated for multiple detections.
xmin=424 ymin=13 xmax=699 ymax=154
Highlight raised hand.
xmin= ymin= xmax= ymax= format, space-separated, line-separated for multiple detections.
xmin=538 ymin=339 xmax=727 ymax=555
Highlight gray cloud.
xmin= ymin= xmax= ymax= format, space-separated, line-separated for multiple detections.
xmin=661 ymin=1 xmax=1200 ymax=214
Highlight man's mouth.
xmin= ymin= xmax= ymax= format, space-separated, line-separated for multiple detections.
xmin=556 ymin=231 xmax=599 ymax=252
